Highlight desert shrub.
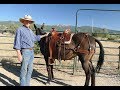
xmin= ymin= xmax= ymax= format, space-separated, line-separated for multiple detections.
xmin=34 ymin=42 xmax=40 ymax=54
xmin=92 ymin=33 xmax=109 ymax=38
xmin=107 ymin=35 xmax=117 ymax=40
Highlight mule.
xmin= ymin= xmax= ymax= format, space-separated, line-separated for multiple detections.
xmin=34 ymin=24 xmax=104 ymax=86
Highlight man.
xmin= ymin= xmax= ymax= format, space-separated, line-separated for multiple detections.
xmin=13 ymin=15 xmax=48 ymax=86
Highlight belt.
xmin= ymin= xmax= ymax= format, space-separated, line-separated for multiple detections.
xmin=21 ymin=48 xmax=33 ymax=50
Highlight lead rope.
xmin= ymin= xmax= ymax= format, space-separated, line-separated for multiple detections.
xmin=57 ymin=37 xmax=62 ymax=67
xmin=63 ymin=37 xmax=66 ymax=61
xmin=48 ymin=36 xmax=53 ymax=64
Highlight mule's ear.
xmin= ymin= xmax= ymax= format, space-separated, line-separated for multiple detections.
xmin=34 ymin=24 xmax=37 ymax=29
xmin=41 ymin=23 xmax=45 ymax=30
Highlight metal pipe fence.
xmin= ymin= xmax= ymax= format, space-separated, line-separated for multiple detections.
xmin=0 ymin=33 xmax=120 ymax=75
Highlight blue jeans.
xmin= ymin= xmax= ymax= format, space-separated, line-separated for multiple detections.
xmin=20 ymin=49 xmax=34 ymax=86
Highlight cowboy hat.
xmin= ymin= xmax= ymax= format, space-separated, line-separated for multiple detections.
xmin=19 ymin=15 xmax=34 ymax=23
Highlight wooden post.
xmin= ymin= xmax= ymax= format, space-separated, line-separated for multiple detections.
xmin=118 ymin=46 xmax=120 ymax=70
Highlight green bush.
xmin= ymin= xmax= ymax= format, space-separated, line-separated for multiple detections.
xmin=107 ymin=35 xmax=117 ymax=40
xmin=92 ymin=33 xmax=119 ymax=41
xmin=34 ymin=42 xmax=40 ymax=54
xmin=92 ymin=33 xmax=109 ymax=38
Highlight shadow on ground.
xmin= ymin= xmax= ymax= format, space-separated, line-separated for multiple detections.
xmin=0 ymin=59 xmax=71 ymax=86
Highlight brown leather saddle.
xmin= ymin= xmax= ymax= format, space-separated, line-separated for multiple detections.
xmin=48 ymin=28 xmax=73 ymax=64
xmin=48 ymin=30 xmax=95 ymax=65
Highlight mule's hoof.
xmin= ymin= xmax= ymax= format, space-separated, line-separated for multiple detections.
xmin=45 ymin=81 xmax=50 ymax=85
xmin=49 ymin=63 xmax=54 ymax=65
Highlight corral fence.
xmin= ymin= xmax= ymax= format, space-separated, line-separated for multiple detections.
xmin=0 ymin=32 xmax=120 ymax=76
xmin=73 ymin=8 xmax=120 ymax=75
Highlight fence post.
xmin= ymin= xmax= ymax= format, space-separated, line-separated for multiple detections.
xmin=73 ymin=56 xmax=78 ymax=75
xmin=118 ymin=46 xmax=120 ymax=70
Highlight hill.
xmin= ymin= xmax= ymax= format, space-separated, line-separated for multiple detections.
xmin=0 ymin=21 xmax=120 ymax=34
xmin=77 ymin=26 xmax=120 ymax=34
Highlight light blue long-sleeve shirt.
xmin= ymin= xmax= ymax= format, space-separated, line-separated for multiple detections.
xmin=13 ymin=25 xmax=41 ymax=50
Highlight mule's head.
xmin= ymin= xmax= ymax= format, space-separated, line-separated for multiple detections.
xmin=34 ymin=23 xmax=46 ymax=35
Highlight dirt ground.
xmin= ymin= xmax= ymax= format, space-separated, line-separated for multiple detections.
xmin=0 ymin=57 xmax=120 ymax=86
xmin=0 ymin=33 xmax=120 ymax=86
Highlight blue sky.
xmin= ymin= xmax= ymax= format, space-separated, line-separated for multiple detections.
xmin=1 ymin=4 xmax=120 ymax=31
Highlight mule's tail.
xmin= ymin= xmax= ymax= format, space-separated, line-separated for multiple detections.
xmin=95 ymin=38 xmax=104 ymax=73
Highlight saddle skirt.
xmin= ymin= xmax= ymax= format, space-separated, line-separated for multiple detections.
xmin=48 ymin=29 xmax=74 ymax=64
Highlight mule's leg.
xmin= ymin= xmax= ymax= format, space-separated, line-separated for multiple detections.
xmin=90 ymin=62 xmax=95 ymax=86
xmin=89 ymin=54 xmax=95 ymax=86
xmin=79 ymin=55 xmax=91 ymax=86
xmin=47 ymin=60 xmax=54 ymax=80
xmin=45 ymin=65 xmax=53 ymax=84
xmin=51 ymin=65 xmax=54 ymax=79
xmin=45 ymin=57 xmax=53 ymax=84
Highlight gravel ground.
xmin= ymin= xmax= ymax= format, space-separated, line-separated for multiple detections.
xmin=0 ymin=60 xmax=120 ymax=86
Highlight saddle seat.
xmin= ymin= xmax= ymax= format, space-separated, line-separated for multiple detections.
xmin=61 ymin=29 xmax=74 ymax=44
xmin=63 ymin=33 xmax=74 ymax=44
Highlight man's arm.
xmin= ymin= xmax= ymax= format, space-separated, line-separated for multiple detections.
xmin=16 ymin=50 xmax=22 ymax=62
xmin=13 ymin=29 xmax=21 ymax=50
xmin=34 ymin=32 xmax=49 ymax=41
xmin=13 ymin=29 xmax=22 ymax=62
xmin=40 ymin=32 xmax=49 ymax=38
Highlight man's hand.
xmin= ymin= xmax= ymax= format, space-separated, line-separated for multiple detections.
xmin=46 ymin=32 xmax=49 ymax=36
xmin=16 ymin=50 xmax=22 ymax=63
xmin=40 ymin=32 xmax=49 ymax=38
xmin=18 ymin=53 xmax=22 ymax=62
